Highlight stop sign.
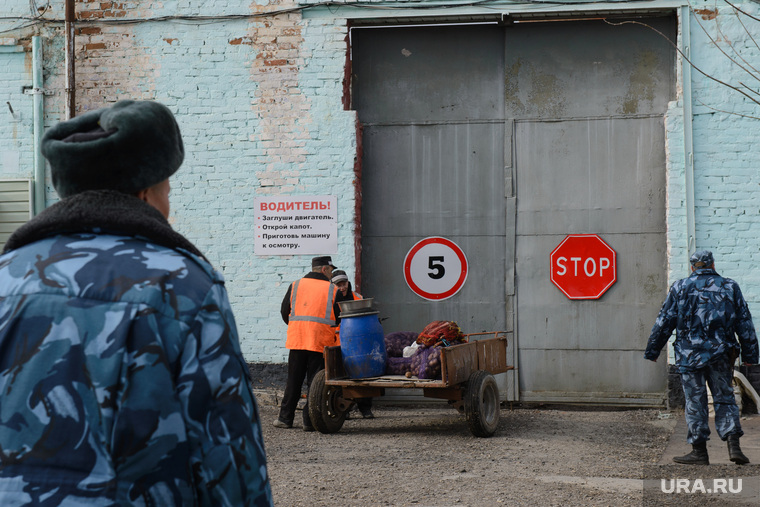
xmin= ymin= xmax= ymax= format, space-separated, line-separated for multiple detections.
xmin=550 ymin=234 xmax=617 ymax=300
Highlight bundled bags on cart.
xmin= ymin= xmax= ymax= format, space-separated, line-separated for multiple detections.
xmin=384 ymin=331 xmax=418 ymax=358
xmin=384 ymin=321 xmax=467 ymax=380
xmin=416 ymin=320 xmax=465 ymax=347
xmin=385 ymin=331 xmax=418 ymax=376
xmin=416 ymin=344 xmax=445 ymax=379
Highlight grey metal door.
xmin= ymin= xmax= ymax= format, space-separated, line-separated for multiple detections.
xmin=353 ymin=16 xmax=675 ymax=405
xmin=509 ymin=17 xmax=675 ymax=405
xmin=353 ymin=25 xmax=516 ymax=399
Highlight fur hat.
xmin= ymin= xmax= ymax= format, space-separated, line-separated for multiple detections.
xmin=42 ymin=100 xmax=184 ymax=198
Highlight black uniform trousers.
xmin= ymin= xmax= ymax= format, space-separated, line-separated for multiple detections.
xmin=278 ymin=349 xmax=324 ymax=427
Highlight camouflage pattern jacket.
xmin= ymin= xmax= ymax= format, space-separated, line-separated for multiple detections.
xmin=0 ymin=191 xmax=272 ymax=506
xmin=645 ymin=268 xmax=759 ymax=372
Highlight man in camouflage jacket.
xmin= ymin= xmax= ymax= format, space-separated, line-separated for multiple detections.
xmin=0 ymin=101 xmax=273 ymax=505
xmin=645 ymin=250 xmax=759 ymax=465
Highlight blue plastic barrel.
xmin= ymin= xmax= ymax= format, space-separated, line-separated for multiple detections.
xmin=339 ymin=313 xmax=387 ymax=378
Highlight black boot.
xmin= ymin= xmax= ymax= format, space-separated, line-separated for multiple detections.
xmin=727 ymin=434 xmax=750 ymax=465
xmin=673 ymin=441 xmax=709 ymax=465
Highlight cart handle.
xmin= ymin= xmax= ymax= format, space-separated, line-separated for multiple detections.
xmin=462 ymin=331 xmax=507 ymax=341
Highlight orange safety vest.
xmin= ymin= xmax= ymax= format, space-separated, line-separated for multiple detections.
xmin=334 ymin=291 xmax=362 ymax=344
xmin=285 ymin=277 xmax=339 ymax=353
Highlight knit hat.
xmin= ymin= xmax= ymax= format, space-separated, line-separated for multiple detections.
xmin=331 ymin=270 xmax=349 ymax=284
xmin=41 ymin=100 xmax=184 ymax=198
xmin=690 ymin=250 xmax=714 ymax=268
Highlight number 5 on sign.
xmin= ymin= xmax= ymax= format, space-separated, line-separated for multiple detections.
xmin=404 ymin=237 xmax=468 ymax=301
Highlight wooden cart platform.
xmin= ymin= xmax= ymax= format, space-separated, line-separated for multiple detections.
xmin=309 ymin=332 xmax=513 ymax=437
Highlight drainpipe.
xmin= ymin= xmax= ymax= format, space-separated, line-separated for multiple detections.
xmin=32 ymin=36 xmax=46 ymax=215
xmin=667 ymin=7 xmax=696 ymax=367
xmin=65 ymin=0 xmax=75 ymax=119
xmin=681 ymin=6 xmax=696 ymax=259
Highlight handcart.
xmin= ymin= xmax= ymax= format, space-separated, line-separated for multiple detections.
xmin=308 ymin=332 xmax=512 ymax=437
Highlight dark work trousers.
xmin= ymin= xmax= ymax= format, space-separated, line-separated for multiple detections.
xmin=278 ymin=349 xmax=324 ymax=427
xmin=356 ymin=397 xmax=372 ymax=412
xmin=681 ymin=353 xmax=742 ymax=444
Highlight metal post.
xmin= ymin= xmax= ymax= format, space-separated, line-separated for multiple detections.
xmin=32 ymin=36 xmax=45 ymax=215
xmin=65 ymin=0 xmax=76 ymax=119
xmin=681 ymin=6 xmax=696 ymax=259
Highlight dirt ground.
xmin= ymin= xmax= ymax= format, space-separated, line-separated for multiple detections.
xmin=249 ymin=363 xmax=760 ymax=506
xmin=256 ymin=395 xmax=675 ymax=506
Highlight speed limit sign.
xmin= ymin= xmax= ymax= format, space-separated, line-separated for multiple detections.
xmin=403 ymin=237 xmax=468 ymax=301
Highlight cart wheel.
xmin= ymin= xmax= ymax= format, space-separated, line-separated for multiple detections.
xmin=464 ymin=370 xmax=500 ymax=437
xmin=308 ymin=369 xmax=347 ymax=434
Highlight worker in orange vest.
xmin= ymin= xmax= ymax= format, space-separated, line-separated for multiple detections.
xmin=274 ymin=256 xmax=342 ymax=431
xmin=331 ymin=269 xmax=374 ymax=419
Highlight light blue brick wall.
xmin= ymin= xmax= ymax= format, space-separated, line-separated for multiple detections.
xmin=126 ymin=9 xmax=357 ymax=362
xmin=667 ymin=1 xmax=760 ymax=316
xmin=664 ymin=100 xmax=688 ymax=284
xmin=0 ymin=2 xmax=358 ymax=363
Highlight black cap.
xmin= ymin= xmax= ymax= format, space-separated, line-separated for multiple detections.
xmin=312 ymin=256 xmax=336 ymax=269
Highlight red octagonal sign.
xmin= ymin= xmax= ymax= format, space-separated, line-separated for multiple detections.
xmin=550 ymin=234 xmax=617 ymax=300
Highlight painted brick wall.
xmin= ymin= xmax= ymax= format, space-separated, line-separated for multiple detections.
xmin=664 ymin=101 xmax=688 ymax=282
xmin=127 ymin=2 xmax=357 ymax=362
xmin=665 ymin=1 xmax=760 ymax=318
xmin=3 ymin=1 xmax=760 ymax=365
xmin=0 ymin=1 xmax=357 ymax=363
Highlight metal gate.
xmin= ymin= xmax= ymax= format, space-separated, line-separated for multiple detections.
xmin=353 ymin=15 xmax=675 ymax=405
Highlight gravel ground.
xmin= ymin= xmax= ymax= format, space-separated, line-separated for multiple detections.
xmin=255 ymin=392 xmax=676 ymax=506
xmin=249 ymin=364 xmax=760 ymax=506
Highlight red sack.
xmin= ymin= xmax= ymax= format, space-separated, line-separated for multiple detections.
xmin=416 ymin=321 xmax=464 ymax=347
